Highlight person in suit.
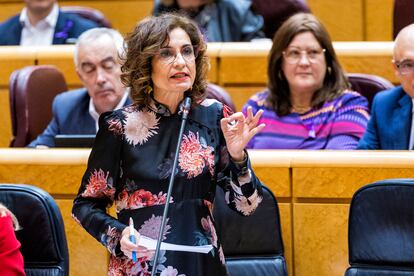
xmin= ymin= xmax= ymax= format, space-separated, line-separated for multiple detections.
xmin=153 ymin=0 xmax=265 ymax=42
xmin=358 ymin=24 xmax=414 ymax=150
xmin=28 ymin=28 xmax=131 ymax=148
xmin=0 ymin=0 xmax=98 ymax=46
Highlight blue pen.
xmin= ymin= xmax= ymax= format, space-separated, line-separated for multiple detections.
xmin=129 ymin=217 xmax=137 ymax=263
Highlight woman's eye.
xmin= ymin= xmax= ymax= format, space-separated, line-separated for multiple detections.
xmin=159 ymin=49 xmax=174 ymax=58
xmin=289 ymin=50 xmax=300 ymax=58
xmin=182 ymin=46 xmax=194 ymax=56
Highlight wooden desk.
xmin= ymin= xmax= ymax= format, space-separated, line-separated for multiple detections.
xmin=1 ymin=149 xmax=414 ymax=275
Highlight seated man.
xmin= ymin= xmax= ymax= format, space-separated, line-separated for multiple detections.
xmin=0 ymin=0 xmax=98 ymax=45
xmin=153 ymin=0 xmax=265 ymax=42
xmin=28 ymin=28 xmax=131 ymax=148
xmin=358 ymin=24 xmax=414 ymax=149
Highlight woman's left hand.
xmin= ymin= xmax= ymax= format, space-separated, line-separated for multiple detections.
xmin=220 ymin=106 xmax=265 ymax=161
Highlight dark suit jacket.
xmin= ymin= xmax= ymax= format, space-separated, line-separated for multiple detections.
xmin=358 ymin=86 xmax=413 ymax=149
xmin=28 ymin=88 xmax=132 ymax=148
xmin=0 ymin=11 xmax=98 ymax=45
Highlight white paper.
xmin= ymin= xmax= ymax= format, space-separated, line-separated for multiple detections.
xmin=138 ymin=235 xmax=213 ymax=254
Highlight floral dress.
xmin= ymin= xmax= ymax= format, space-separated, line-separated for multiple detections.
xmin=72 ymin=98 xmax=263 ymax=276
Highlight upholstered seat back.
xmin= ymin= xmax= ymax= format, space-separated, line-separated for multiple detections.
xmin=61 ymin=6 xmax=112 ymax=28
xmin=347 ymin=73 xmax=394 ymax=109
xmin=213 ymin=185 xmax=287 ymax=276
xmin=206 ymin=83 xmax=236 ymax=112
xmin=252 ymin=0 xmax=311 ymax=39
xmin=9 ymin=65 xmax=68 ymax=147
xmin=0 ymin=184 xmax=69 ymax=276
xmin=345 ymin=179 xmax=414 ymax=275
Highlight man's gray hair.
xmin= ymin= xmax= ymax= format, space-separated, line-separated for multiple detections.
xmin=73 ymin=28 xmax=125 ymax=67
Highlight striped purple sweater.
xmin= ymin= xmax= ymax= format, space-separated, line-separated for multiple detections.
xmin=242 ymin=90 xmax=370 ymax=149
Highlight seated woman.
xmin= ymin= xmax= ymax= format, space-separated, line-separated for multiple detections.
xmin=243 ymin=13 xmax=369 ymax=149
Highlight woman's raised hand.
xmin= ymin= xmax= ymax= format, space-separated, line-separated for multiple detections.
xmin=220 ymin=106 xmax=265 ymax=161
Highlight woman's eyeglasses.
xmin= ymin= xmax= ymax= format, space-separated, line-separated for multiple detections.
xmin=156 ymin=45 xmax=197 ymax=65
xmin=394 ymin=59 xmax=414 ymax=75
xmin=282 ymin=48 xmax=326 ymax=64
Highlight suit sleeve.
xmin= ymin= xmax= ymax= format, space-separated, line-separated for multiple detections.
xmin=216 ymin=103 xmax=263 ymax=216
xmin=72 ymin=111 xmax=126 ymax=257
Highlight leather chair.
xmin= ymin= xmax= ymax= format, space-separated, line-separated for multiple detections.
xmin=213 ymin=185 xmax=287 ymax=276
xmin=60 ymin=6 xmax=112 ymax=28
xmin=9 ymin=65 xmax=68 ymax=147
xmin=345 ymin=179 xmax=414 ymax=275
xmin=206 ymin=83 xmax=236 ymax=112
xmin=252 ymin=0 xmax=311 ymax=39
xmin=393 ymin=0 xmax=413 ymax=38
xmin=347 ymin=73 xmax=394 ymax=109
xmin=0 ymin=184 xmax=69 ymax=276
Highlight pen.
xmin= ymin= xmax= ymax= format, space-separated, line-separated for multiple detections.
xmin=129 ymin=217 xmax=137 ymax=263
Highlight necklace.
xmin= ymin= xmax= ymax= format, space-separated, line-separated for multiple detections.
xmin=291 ymin=105 xmax=311 ymax=114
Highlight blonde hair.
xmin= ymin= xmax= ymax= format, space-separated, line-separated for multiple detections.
xmin=0 ymin=203 xmax=20 ymax=230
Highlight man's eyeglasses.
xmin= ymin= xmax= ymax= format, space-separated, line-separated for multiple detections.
xmin=156 ymin=45 xmax=197 ymax=65
xmin=282 ymin=48 xmax=326 ymax=64
xmin=394 ymin=59 xmax=414 ymax=75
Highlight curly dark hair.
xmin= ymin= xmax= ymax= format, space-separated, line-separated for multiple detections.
xmin=268 ymin=13 xmax=349 ymax=116
xmin=121 ymin=13 xmax=209 ymax=107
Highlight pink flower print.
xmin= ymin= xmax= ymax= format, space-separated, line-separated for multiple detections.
xmin=82 ymin=169 xmax=115 ymax=199
xmin=108 ymin=256 xmax=150 ymax=276
xmin=139 ymin=215 xmax=171 ymax=241
xmin=218 ymin=246 xmax=226 ymax=265
xmin=160 ymin=266 xmax=185 ymax=276
xmin=115 ymin=190 xmax=129 ymax=212
xmin=230 ymin=181 xmax=262 ymax=216
xmin=222 ymin=104 xmax=234 ymax=118
xmin=107 ymin=118 xmax=123 ymax=136
xmin=179 ymin=131 xmax=215 ymax=178
xmin=128 ymin=189 xmax=156 ymax=209
xmin=201 ymin=216 xmax=217 ymax=248
xmin=124 ymin=109 xmax=159 ymax=146
xmin=102 ymin=226 xmax=121 ymax=255
xmin=204 ymin=200 xmax=213 ymax=214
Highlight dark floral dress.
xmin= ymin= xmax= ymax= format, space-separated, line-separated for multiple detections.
xmin=72 ymin=98 xmax=263 ymax=276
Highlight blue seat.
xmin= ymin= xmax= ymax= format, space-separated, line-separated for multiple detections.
xmin=346 ymin=179 xmax=414 ymax=275
xmin=0 ymin=184 xmax=69 ymax=276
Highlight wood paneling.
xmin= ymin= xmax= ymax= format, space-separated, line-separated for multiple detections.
xmin=0 ymin=0 xmax=153 ymax=36
xmin=364 ymin=0 xmax=394 ymax=41
xmin=1 ymin=150 xmax=414 ymax=275
xmin=307 ymin=0 xmax=364 ymax=41
xmin=293 ymin=203 xmax=349 ymax=276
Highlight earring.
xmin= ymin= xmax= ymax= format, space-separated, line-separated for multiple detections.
xmin=327 ymin=67 xmax=332 ymax=75
xmin=146 ymin=85 xmax=153 ymax=94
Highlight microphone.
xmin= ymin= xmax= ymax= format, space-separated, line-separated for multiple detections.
xmin=151 ymin=95 xmax=191 ymax=276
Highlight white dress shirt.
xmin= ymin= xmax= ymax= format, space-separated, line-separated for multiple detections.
xmin=19 ymin=3 xmax=59 ymax=46
xmin=89 ymin=90 xmax=130 ymax=132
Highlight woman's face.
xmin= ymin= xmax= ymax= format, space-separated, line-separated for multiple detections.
xmin=151 ymin=27 xmax=196 ymax=98
xmin=281 ymin=31 xmax=327 ymax=95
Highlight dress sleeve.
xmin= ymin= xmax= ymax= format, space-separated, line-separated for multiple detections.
xmin=216 ymin=103 xmax=263 ymax=216
xmin=325 ymin=92 xmax=370 ymax=149
xmin=72 ymin=110 xmax=126 ymax=257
